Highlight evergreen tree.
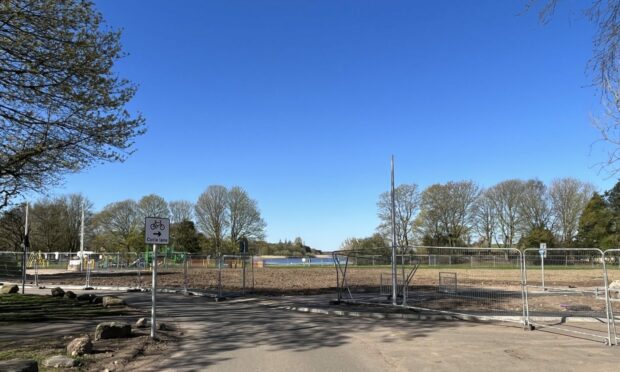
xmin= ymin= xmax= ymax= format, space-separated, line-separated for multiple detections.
xmin=577 ymin=193 xmax=616 ymax=249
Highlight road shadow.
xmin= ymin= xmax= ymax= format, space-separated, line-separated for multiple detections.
xmin=122 ymin=292 xmax=490 ymax=370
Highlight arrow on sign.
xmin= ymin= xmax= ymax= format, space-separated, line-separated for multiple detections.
xmin=153 ymin=231 xmax=162 ymax=237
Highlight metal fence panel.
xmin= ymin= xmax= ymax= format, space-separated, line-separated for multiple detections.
xmin=333 ymin=247 xmax=526 ymax=323
xmin=408 ymin=247 xmax=524 ymax=319
xmin=603 ymin=249 xmax=620 ymax=345
xmin=523 ymin=248 xmax=615 ymax=345
xmin=0 ymin=251 xmax=22 ymax=281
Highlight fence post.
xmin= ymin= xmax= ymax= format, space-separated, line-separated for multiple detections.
xmin=519 ymin=250 xmax=529 ymax=329
xmin=34 ymin=258 xmax=38 ymax=288
xmin=183 ymin=253 xmax=188 ymax=293
xmin=601 ymin=251 xmax=614 ymax=345
xmin=137 ymin=262 xmax=142 ymax=289
xmin=217 ymin=255 xmax=222 ymax=298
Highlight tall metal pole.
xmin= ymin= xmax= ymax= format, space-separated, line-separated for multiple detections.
xmin=79 ymin=201 xmax=85 ymax=272
xmin=21 ymin=203 xmax=29 ymax=294
xmin=391 ymin=156 xmax=398 ymax=305
xmin=151 ymin=244 xmax=157 ymax=339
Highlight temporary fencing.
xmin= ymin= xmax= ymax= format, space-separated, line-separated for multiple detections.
xmin=0 ymin=250 xmax=256 ymax=300
xmin=334 ymin=246 xmax=619 ymax=345
xmin=334 ymin=247 xmax=525 ymax=319
xmin=0 ymin=251 xmax=22 ymax=280
xmin=522 ymin=248 xmax=616 ymax=344
xmin=603 ymin=249 xmax=620 ymax=344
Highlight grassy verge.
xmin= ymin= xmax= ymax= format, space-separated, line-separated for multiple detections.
xmin=0 ymin=294 xmax=129 ymax=321
xmin=0 ymin=338 xmax=69 ymax=371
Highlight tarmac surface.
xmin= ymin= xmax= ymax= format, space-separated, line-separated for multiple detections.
xmin=2 ymin=287 xmax=620 ymax=371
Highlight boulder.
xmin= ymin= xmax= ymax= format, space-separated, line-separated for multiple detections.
xmin=135 ymin=317 xmax=148 ymax=328
xmin=0 ymin=359 xmax=38 ymax=372
xmin=1 ymin=284 xmax=19 ymax=294
xmin=42 ymin=355 xmax=76 ymax=368
xmin=51 ymin=287 xmax=65 ymax=297
xmin=158 ymin=322 xmax=173 ymax=331
xmin=65 ymin=290 xmax=77 ymax=299
xmin=95 ymin=322 xmax=132 ymax=340
xmin=67 ymin=334 xmax=93 ymax=357
xmin=102 ymin=296 xmax=126 ymax=307
xmin=77 ymin=293 xmax=95 ymax=302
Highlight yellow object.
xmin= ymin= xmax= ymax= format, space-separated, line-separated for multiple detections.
xmin=27 ymin=251 xmax=48 ymax=268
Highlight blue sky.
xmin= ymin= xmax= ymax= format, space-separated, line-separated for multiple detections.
xmin=44 ymin=0 xmax=614 ymax=251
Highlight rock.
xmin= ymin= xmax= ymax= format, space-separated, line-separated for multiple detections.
xmin=51 ymin=287 xmax=65 ymax=297
xmin=42 ymin=355 xmax=76 ymax=368
xmin=0 ymin=359 xmax=38 ymax=372
xmin=1 ymin=284 xmax=19 ymax=294
xmin=102 ymin=296 xmax=126 ymax=307
xmin=95 ymin=322 xmax=132 ymax=340
xmin=65 ymin=290 xmax=77 ymax=299
xmin=67 ymin=334 xmax=93 ymax=357
xmin=135 ymin=317 xmax=148 ymax=328
xmin=77 ymin=293 xmax=95 ymax=302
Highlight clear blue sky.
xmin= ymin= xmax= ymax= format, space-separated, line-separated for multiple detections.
xmin=45 ymin=0 xmax=615 ymax=251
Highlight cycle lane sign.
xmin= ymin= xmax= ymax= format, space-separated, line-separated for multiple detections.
xmin=145 ymin=217 xmax=170 ymax=244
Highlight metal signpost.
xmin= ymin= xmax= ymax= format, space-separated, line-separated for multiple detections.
xmin=539 ymin=243 xmax=547 ymax=290
xmin=390 ymin=156 xmax=397 ymax=306
xmin=239 ymin=238 xmax=248 ymax=295
xmin=21 ymin=203 xmax=29 ymax=294
xmin=145 ymin=217 xmax=170 ymax=339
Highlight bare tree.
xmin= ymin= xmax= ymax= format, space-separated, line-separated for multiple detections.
xmin=519 ymin=179 xmax=553 ymax=231
xmin=60 ymin=194 xmax=94 ymax=252
xmin=377 ymin=184 xmax=421 ymax=248
xmin=195 ymin=186 xmax=229 ymax=251
xmin=473 ymin=189 xmax=497 ymax=248
xmin=487 ymin=180 xmax=526 ymax=248
xmin=531 ymin=1 xmax=620 ymax=173
xmin=228 ymin=186 xmax=266 ymax=244
xmin=549 ymin=178 xmax=595 ymax=246
xmin=138 ymin=194 xmax=169 ymax=220
xmin=169 ymin=200 xmax=194 ymax=223
xmin=0 ymin=205 xmax=25 ymax=251
xmin=419 ymin=181 xmax=480 ymax=247
xmin=94 ymin=200 xmax=140 ymax=252
xmin=0 ymin=0 xmax=145 ymax=210
xmin=29 ymin=197 xmax=67 ymax=251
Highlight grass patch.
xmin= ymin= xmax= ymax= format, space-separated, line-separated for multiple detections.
xmin=0 ymin=294 xmax=129 ymax=321
xmin=0 ymin=338 xmax=67 ymax=371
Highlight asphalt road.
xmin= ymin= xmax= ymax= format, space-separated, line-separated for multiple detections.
xmin=120 ymin=292 xmax=620 ymax=372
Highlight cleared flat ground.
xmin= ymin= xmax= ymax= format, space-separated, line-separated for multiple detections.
xmin=23 ymin=267 xmax=615 ymax=315
xmin=27 ymin=266 xmax=609 ymax=291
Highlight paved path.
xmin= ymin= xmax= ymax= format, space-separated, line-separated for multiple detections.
xmin=121 ymin=292 xmax=620 ymax=372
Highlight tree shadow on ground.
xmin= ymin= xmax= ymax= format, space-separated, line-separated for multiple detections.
xmin=122 ymin=292 xmax=495 ymax=370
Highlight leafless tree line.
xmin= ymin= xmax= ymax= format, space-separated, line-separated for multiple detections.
xmin=377 ymin=177 xmax=595 ymax=248
xmin=0 ymin=186 xmax=266 ymax=253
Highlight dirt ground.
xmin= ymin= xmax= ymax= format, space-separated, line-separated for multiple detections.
xmin=0 ymin=329 xmax=177 ymax=372
xmin=20 ymin=266 xmax=616 ymax=316
xmin=29 ymin=267 xmax=609 ymax=291
xmin=0 ymin=290 xmax=180 ymax=372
